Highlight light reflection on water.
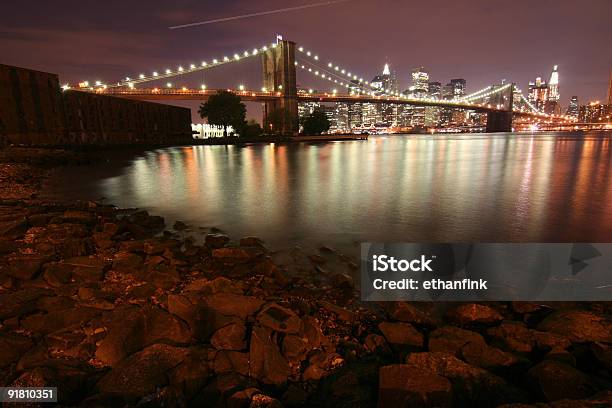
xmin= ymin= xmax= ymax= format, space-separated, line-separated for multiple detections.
xmin=49 ymin=133 xmax=612 ymax=255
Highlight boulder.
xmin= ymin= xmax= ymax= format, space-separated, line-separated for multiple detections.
xmin=537 ymin=310 xmax=612 ymax=343
xmin=97 ymin=344 xmax=188 ymax=401
xmin=257 ymin=303 xmax=302 ymax=334
xmin=5 ymin=254 xmax=45 ymax=280
xmin=95 ymin=305 xmax=191 ymax=366
xmin=406 ymin=352 xmax=528 ymax=406
xmin=211 ymin=323 xmax=247 ymax=351
xmin=428 ymin=326 xmax=485 ymax=355
xmin=249 ymin=326 xmax=290 ymax=386
xmin=387 ymin=302 xmax=437 ymax=327
xmin=0 ymin=333 xmax=33 ymax=367
xmin=446 ymin=303 xmax=504 ymax=326
xmin=212 ymin=247 xmax=263 ymax=261
xmin=526 ymin=360 xmax=594 ymax=402
xmin=205 ymin=233 xmax=230 ymax=248
xmin=205 ymin=293 xmax=265 ymax=320
xmin=378 ymin=364 xmax=453 ymax=408
xmin=378 ymin=322 xmax=423 ymax=348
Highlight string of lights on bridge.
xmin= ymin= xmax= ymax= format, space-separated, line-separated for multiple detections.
xmin=66 ymin=37 xmax=576 ymax=122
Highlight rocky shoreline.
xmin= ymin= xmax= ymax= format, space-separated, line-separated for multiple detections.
xmin=0 ymin=148 xmax=611 ymax=407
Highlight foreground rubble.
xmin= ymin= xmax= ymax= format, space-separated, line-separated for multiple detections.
xmin=0 ymin=151 xmax=610 ymax=407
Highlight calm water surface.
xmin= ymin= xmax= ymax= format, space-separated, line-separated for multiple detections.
xmin=46 ymin=132 xmax=612 ymax=255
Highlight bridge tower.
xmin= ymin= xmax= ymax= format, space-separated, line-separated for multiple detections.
xmin=261 ymin=39 xmax=298 ymax=135
xmin=486 ymin=83 xmax=514 ymax=133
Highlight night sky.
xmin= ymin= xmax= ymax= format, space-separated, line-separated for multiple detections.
xmin=2 ymin=0 xmax=611 ymax=121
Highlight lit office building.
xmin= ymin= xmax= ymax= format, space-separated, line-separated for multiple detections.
xmin=578 ymin=102 xmax=611 ymax=123
xmin=566 ymin=96 xmax=579 ymax=118
xmin=528 ymin=77 xmax=549 ymax=111
xmin=450 ymin=78 xmax=466 ymax=98
xmin=425 ymin=81 xmax=442 ymax=127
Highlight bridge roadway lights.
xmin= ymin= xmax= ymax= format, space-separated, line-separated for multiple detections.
xmin=261 ymin=40 xmax=299 ymax=136
xmin=486 ymin=111 xmax=513 ymax=133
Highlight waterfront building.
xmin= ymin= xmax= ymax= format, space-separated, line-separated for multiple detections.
xmin=192 ymin=123 xmax=234 ymax=138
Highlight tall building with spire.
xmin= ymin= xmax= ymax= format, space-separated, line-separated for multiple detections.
xmin=370 ymin=64 xmax=399 ymax=125
xmin=548 ymin=65 xmax=560 ymax=102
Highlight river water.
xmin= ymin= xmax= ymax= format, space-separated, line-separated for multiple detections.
xmin=45 ymin=132 xmax=612 ymax=256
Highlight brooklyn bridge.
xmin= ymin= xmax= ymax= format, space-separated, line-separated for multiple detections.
xmin=70 ymin=37 xmax=576 ymax=135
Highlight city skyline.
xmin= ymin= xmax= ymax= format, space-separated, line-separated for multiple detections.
xmin=1 ymin=0 xmax=611 ymax=105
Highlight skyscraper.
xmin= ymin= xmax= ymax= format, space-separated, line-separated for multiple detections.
xmin=548 ymin=65 xmax=560 ymax=102
xmin=528 ymin=77 xmax=549 ymax=111
xmin=450 ymin=78 xmax=467 ymax=98
xmin=370 ymin=64 xmax=399 ymax=125
xmin=566 ymin=96 xmax=579 ymax=118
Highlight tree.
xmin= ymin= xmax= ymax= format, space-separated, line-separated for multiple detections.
xmin=240 ymin=119 xmax=263 ymax=138
xmin=302 ymin=109 xmax=331 ymax=135
xmin=198 ymin=91 xmax=246 ymax=137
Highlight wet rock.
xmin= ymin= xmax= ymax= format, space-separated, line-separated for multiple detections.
xmin=205 ymin=293 xmax=265 ymax=320
xmin=0 ymin=217 xmax=29 ymax=239
xmin=387 ymin=302 xmax=437 ymax=327
xmin=20 ymin=307 xmax=99 ymax=335
xmin=330 ymin=272 xmax=354 ymax=290
xmin=250 ymin=394 xmax=283 ymax=408
xmin=257 ymin=303 xmax=302 ymax=334
xmin=378 ymin=364 xmax=453 ymax=408
xmin=169 ymin=348 xmax=212 ymax=398
xmin=591 ymin=342 xmax=612 ymax=371
xmin=406 ymin=352 xmax=528 ymax=406
xmin=212 ymin=246 xmax=263 ymax=261
xmin=318 ymin=300 xmax=354 ymax=323
xmin=112 ymin=251 xmax=143 ymax=271
xmin=526 ymin=360 xmax=594 ymax=402
xmin=0 ymin=287 xmax=51 ymax=319
xmin=364 ymin=334 xmax=390 ymax=354
xmin=211 ymin=323 xmax=247 ymax=351
xmin=205 ymin=233 xmax=230 ymax=248
xmin=0 ymin=333 xmax=33 ymax=367
xmin=460 ymin=340 xmax=525 ymax=375
xmin=240 ymin=236 xmax=263 ymax=247
xmin=282 ymin=334 xmax=310 ymax=362
xmin=96 ymin=344 xmax=188 ymax=402
xmin=214 ymin=350 xmax=250 ymax=376
xmin=428 ymin=326 xmax=486 ymax=355
xmin=127 ymin=210 xmax=164 ymax=230
xmin=143 ymin=238 xmax=179 ymax=255
xmin=63 ymin=256 xmax=106 ymax=282
xmin=537 ymin=310 xmax=612 ymax=343
xmin=173 ymin=220 xmax=188 ymax=230
xmin=249 ymin=326 xmax=290 ymax=386
xmin=5 ymin=254 xmax=46 ymax=280
xmin=184 ymin=276 xmax=243 ymax=295
xmin=95 ymin=305 xmax=191 ymax=366
xmin=487 ymin=321 xmax=534 ymax=353
xmin=446 ymin=303 xmax=504 ymax=326
xmin=62 ymin=209 xmax=96 ymax=225
xmin=0 ymin=237 xmax=18 ymax=254
xmin=307 ymin=358 xmax=379 ymax=407
xmin=378 ymin=322 xmax=424 ymax=348
xmin=168 ymin=293 xmax=241 ymax=340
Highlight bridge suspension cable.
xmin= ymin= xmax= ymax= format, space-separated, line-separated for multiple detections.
xmin=86 ymin=40 xmax=283 ymax=90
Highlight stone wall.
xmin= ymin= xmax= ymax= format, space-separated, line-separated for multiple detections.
xmin=0 ymin=64 xmax=192 ymax=146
